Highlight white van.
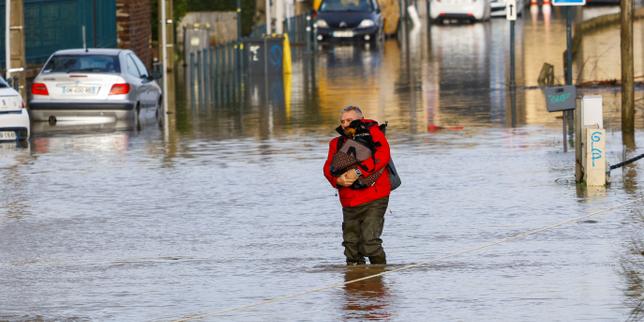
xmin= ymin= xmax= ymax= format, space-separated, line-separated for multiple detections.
xmin=430 ymin=0 xmax=492 ymax=23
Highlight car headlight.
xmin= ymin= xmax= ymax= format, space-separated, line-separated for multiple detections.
xmin=315 ymin=19 xmax=328 ymax=28
xmin=358 ymin=19 xmax=375 ymax=28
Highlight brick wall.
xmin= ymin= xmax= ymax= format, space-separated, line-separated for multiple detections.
xmin=116 ymin=0 xmax=152 ymax=69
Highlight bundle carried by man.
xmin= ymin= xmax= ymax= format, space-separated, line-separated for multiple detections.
xmin=330 ymin=119 xmax=400 ymax=190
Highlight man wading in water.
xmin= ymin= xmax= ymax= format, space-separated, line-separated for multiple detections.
xmin=323 ymin=106 xmax=394 ymax=265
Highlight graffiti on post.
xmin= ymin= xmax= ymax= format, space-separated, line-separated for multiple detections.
xmin=590 ymin=131 xmax=603 ymax=168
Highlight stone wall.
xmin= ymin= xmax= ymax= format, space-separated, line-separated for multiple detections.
xmin=116 ymin=0 xmax=152 ymax=68
xmin=177 ymin=12 xmax=239 ymax=50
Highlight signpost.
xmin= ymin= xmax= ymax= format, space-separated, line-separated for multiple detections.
xmin=545 ymin=86 xmax=576 ymax=152
xmin=506 ymin=0 xmax=517 ymax=21
xmin=553 ymin=0 xmax=585 ymax=152
xmin=507 ymin=0 xmax=517 ymax=89
xmin=545 ymin=86 xmax=576 ymax=113
xmin=552 ymin=0 xmax=583 ymax=85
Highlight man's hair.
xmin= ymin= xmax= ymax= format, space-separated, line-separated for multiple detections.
xmin=341 ymin=105 xmax=363 ymax=118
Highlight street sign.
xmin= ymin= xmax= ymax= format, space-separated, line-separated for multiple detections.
xmin=552 ymin=0 xmax=586 ymax=6
xmin=506 ymin=0 xmax=517 ymax=21
xmin=545 ymin=86 xmax=576 ymax=112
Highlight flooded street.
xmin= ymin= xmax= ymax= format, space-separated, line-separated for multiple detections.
xmin=2 ymin=6 xmax=644 ymax=321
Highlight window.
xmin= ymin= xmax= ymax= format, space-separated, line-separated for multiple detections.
xmin=125 ymin=55 xmax=142 ymax=78
xmin=319 ymin=0 xmax=373 ymax=12
xmin=43 ymin=55 xmax=120 ymax=73
xmin=131 ymin=54 xmax=149 ymax=79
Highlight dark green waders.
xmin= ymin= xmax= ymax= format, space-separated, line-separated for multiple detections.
xmin=342 ymin=197 xmax=389 ymax=265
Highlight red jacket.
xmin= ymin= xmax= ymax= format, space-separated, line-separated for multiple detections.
xmin=323 ymin=119 xmax=391 ymax=208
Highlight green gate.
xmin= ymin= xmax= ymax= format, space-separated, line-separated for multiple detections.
xmin=0 ymin=0 xmax=116 ymax=67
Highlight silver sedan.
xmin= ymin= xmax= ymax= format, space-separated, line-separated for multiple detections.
xmin=29 ymin=48 xmax=162 ymax=124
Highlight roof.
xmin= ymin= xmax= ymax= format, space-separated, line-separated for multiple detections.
xmin=52 ymin=48 xmax=126 ymax=56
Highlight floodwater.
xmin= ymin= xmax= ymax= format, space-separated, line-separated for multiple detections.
xmin=2 ymin=6 xmax=644 ymax=322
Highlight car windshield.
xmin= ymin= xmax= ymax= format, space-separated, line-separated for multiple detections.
xmin=320 ymin=0 xmax=373 ymax=12
xmin=42 ymin=54 xmax=120 ymax=73
xmin=0 ymin=77 xmax=7 ymax=88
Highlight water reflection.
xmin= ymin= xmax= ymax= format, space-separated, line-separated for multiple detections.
xmin=431 ymin=23 xmax=494 ymax=126
xmin=172 ymin=6 xmax=644 ymax=141
xmin=622 ymin=150 xmax=639 ymax=195
xmin=577 ymin=18 xmax=642 ymax=83
xmin=342 ymin=266 xmax=391 ymax=321
xmin=31 ymin=119 xmax=134 ymax=138
xmin=0 ymin=144 xmax=33 ymax=221
xmin=621 ymin=208 xmax=643 ymax=322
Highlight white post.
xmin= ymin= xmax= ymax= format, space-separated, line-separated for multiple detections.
xmin=266 ymin=0 xmax=272 ymax=35
xmin=161 ymin=0 xmax=168 ymax=114
xmin=286 ymin=0 xmax=294 ymax=18
xmin=581 ymin=96 xmax=603 ymax=129
xmin=407 ymin=4 xmax=421 ymax=28
xmin=276 ymin=0 xmax=284 ymax=34
xmin=5 ymin=0 xmax=11 ymax=80
xmin=580 ymin=96 xmax=606 ymax=186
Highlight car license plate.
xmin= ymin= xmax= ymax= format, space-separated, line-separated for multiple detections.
xmin=333 ymin=31 xmax=354 ymax=38
xmin=0 ymin=131 xmax=16 ymax=141
xmin=62 ymin=86 xmax=99 ymax=95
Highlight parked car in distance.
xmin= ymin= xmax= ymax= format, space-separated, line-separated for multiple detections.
xmin=431 ymin=0 xmax=492 ymax=23
xmin=29 ymin=48 xmax=162 ymax=124
xmin=315 ymin=0 xmax=384 ymax=43
xmin=490 ymin=0 xmax=524 ymax=18
xmin=0 ymin=76 xmax=30 ymax=142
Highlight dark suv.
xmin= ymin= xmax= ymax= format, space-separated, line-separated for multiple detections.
xmin=315 ymin=0 xmax=384 ymax=43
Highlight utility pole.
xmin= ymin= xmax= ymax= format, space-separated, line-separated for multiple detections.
xmin=158 ymin=0 xmax=175 ymax=114
xmin=266 ymin=0 xmax=272 ymax=34
xmin=276 ymin=0 xmax=284 ymax=34
xmin=620 ymin=0 xmax=634 ymax=138
xmin=158 ymin=0 xmax=175 ymax=73
xmin=5 ymin=0 xmax=26 ymax=101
